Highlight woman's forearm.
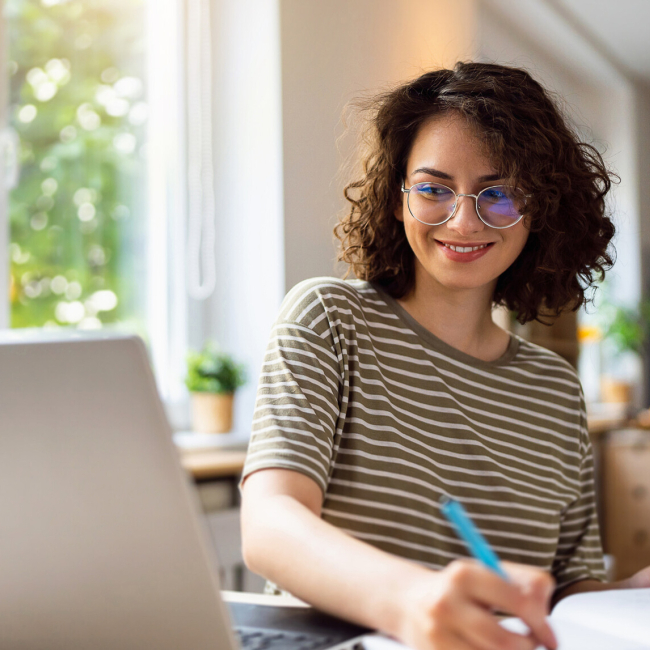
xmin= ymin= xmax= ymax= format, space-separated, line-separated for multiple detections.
xmin=241 ymin=491 xmax=430 ymax=638
xmin=241 ymin=470 xmax=559 ymax=650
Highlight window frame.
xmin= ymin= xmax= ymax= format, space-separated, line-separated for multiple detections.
xmin=144 ymin=0 xmax=190 ymax=420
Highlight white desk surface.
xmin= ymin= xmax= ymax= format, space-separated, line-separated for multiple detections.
xmin=221 ymin=590 xmax=309 ymax=608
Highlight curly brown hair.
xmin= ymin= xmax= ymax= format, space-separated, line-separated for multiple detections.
xmin=335 ymin=61 xmax=616 ymax=323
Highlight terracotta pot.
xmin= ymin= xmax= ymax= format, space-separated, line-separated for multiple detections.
xmin=191 ymin=392 xmax=234 ymax=433
xmin=600 ymin=377 xmax=633 ymax=404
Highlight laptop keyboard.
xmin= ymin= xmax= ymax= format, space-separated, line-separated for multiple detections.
xmin=234 ymin=625 xmax=344 ymax=650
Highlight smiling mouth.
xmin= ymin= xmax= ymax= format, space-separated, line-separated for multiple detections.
xmin=437 ymin=241 xmax=495 ymax=253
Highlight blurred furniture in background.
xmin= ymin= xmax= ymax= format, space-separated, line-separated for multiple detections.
xmin=602 ymin=429 xmax=650 ymax=580
xmin=177 ymin=433 xmax=265 ymax=593
xmin=511 ymin=309 xmax=579 ymax=369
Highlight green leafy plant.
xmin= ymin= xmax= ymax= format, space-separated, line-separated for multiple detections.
xmin=602 ymin=300 xmax=650 ymax=356
xmin=185 ymin=344 xmax=246 ymax=394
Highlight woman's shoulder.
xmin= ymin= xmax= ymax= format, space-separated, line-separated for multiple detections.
xmin=277 ymin=276 xmax=383 ymax=325
xmin=281 ymin=277 xmax=372 ymax=321
xmin=510 ymin=334 xmax=583 ymax=392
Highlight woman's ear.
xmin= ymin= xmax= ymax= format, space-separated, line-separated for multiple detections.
xmin=394 ymin=200 xmax=404 ymax=223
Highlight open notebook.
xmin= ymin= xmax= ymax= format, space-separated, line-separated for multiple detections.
xmin=501 ymin=588 xmax=650 ymax=650
xmin=362 ymin=589 xmax=650 ymax=650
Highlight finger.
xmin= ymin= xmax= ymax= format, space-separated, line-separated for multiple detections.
xmin=445 ymin=560 xmax=530 ymax=614
xmin=455 ymin=602 xmax=537 ymax=650
xmin=501 ymin=563 xmax=557 ymax=649
xmin=514 ymin=605 xmax=556 ymax=650
xmin=449 ymin=631 xmax=481 ymax=650
xmin=413 ymin=609 xmax=476 ymax=650
xmin=503 ymin=562 xmax=555 ymax=608
xmin=432 ymin=630 xmax=477 ymax=650
xmin=445 ymin=561 xmax=556 ymax=649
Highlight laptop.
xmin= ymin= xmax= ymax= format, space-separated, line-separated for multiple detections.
xmin=0 ymin=331 xmax=371 ymax=650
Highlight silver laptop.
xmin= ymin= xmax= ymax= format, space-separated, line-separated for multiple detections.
xmin=0 ymin=332 xmax=369 ymax=650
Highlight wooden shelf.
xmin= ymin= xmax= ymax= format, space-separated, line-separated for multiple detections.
xmin=180 ymin=449 xmax=247 ymax=480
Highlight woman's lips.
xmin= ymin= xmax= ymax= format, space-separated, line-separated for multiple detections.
xmin=435 ymin=240 xmax=495 ymax=263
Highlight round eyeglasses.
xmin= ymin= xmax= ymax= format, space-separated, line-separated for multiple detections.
xmin=401 ymin=182 xmax=528 ymax=229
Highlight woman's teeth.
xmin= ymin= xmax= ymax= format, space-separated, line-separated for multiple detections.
xmin=443 ymin=243 xmax=490 ymax=253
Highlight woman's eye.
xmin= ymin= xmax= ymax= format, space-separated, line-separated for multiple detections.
xmin=483 ymin=189 xmax=507 ymax=200
xmin=417 ymin=185 xmax=451 ymax=198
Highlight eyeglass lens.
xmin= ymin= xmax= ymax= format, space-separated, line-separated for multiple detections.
xmin=407 ymin=183 xmax=525 ymax=228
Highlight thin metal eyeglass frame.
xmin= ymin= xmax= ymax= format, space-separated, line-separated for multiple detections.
xmin=400 ymin=181 xmax=527 ymax=230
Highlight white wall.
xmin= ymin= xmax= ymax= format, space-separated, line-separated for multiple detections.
xmin=632 ymin=82 xmax=650 ymax=404
xmin=634 ymin=82 xmax=650 ymax=297
xmin=202 ymin=0 xmax=285 ymax=433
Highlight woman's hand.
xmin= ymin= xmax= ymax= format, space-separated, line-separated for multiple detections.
xmin=396 ymin=559 xmax=557 ymax=650
xmin=620 ymin=564 xmax=650 ymax=589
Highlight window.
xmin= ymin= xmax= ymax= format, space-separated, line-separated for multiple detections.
xmin=1 ymin=0 xmax=284 ymax=433
xmin=1 ymin=0 xmax=191 ymax=418
xmin=5 ymin=0 xmax=148 ymax=333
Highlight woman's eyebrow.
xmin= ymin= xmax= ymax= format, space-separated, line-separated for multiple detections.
xmin=411 ymin=167 xmax=502 ymax=183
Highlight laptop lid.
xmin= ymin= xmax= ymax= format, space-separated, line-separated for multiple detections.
xmin=0 ymin=332 xmax=237 ymax=650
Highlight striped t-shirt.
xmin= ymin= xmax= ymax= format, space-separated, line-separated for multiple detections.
xmin=242 ymin=277 xmax=605 ymax=591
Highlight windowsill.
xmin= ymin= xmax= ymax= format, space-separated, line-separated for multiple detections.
xmin=173 ymin=430 xmax=251 ymax=454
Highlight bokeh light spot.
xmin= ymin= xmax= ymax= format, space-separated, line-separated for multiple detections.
xmin=100 ymin=67 xmax=120 ymax=84
xmin=59 ymin=125 xmax=77 ymax=143
xmin=41 ymin=178 xmax=58 ymax=195
xmin=88 ymin=289 xmax=118 ymax=312
xmin=51 ymin=275 xmax=68 ymax=295
xmin=18 ymin=105 xmax=37 ymax=123
xmin=30 ymin=212 xmax=49 ymax=231
xmin=113 ymin=133 xmax=136 ymax=154
xmin=77 ymin=202 xmax=96 ymax=222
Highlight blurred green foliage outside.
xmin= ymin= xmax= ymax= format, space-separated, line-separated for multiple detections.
xmin=6 ymin=0 xmax=147 ymax=331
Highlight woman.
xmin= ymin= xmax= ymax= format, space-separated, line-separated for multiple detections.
xmin=240 ymin=62 xmax=646 ymax=650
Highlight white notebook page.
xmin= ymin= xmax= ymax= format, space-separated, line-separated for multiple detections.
xmin=551 ymin=588 xmax=650 ymax=646
xmin=502 ymin=615 xmax=649 ymax=650
xmin=363 ymin=589 xmax=650 ymax=650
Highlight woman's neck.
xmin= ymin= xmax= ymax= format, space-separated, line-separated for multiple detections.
xmin=396 ymin=270 xmax=509 ymax=363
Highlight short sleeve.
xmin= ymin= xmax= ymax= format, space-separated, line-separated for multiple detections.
xmin=551 ymin=405 xmax=606 ymax=592
xmin=241 ymin=320 xmax=343 ymax=495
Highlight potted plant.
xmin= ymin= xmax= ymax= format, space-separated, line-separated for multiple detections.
xmin=599 ymin=300 xmax=650 ymax=404
xmin=185 ymin=344 xmax=246 ymax=433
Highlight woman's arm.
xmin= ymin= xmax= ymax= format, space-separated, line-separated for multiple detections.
xmin=241 ymin=468 xmax=558 ymax=650
xmin=553 ymin=565 xmax=650 ymax=606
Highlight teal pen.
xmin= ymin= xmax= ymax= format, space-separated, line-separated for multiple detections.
xmin=439 ymin=495 xmax=509 ymax=581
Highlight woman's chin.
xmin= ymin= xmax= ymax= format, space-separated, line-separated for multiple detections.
xmin=418 ymin=267 xmax=499 ymax=295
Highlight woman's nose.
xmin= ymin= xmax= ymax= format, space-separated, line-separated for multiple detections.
xmin=446 ymin=194 xmax=485 ymax=235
